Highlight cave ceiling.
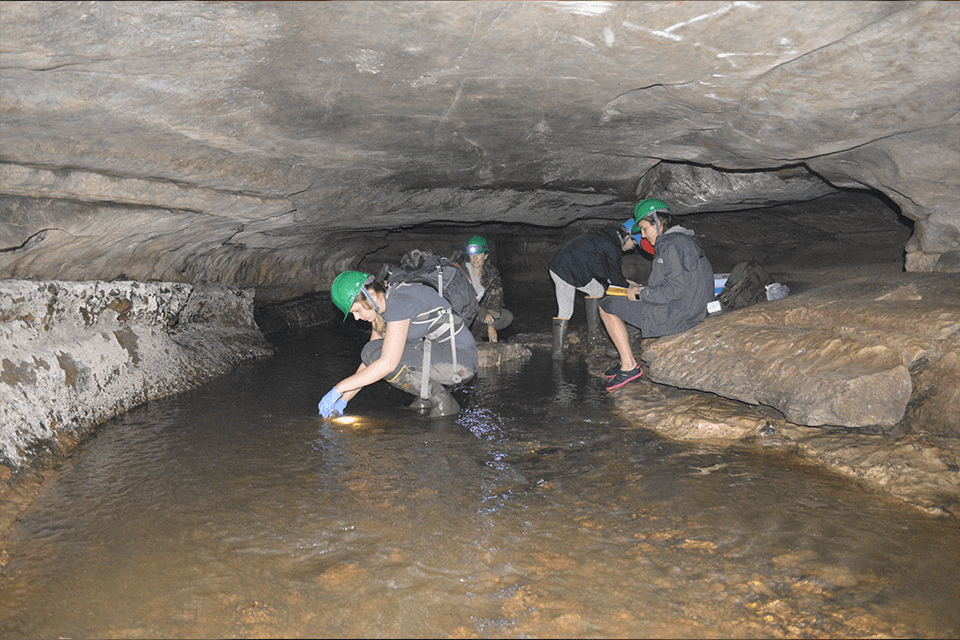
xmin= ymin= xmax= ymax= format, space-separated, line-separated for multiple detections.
xmin=1 ymin=1 xmax=958 ymax=301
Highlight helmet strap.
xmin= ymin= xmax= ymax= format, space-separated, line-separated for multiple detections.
xmin=360 ymin=285 xmax=380 ymax=314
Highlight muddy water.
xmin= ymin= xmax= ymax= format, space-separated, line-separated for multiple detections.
xmin=1 ymin=326 xmax=958 ymax=639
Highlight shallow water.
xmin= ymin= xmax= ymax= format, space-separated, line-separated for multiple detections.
xmin=1 ymin=326 xmax=958 ymax=639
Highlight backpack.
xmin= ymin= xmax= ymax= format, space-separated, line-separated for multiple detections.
xmin=718 ymin=260 xmax=774 ymax=311
xmin=375 ymin=249 xmax=479 ymax=325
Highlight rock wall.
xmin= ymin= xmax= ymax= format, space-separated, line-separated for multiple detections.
xmin=0 ymin=280 xmax=273 ymax=470
xmin=643 ymin=273 xmax=960 ymax=434
xmin=1 ymin=2 xmax=957 ymax=304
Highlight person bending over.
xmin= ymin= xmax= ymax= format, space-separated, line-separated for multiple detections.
xmin=318 ymin=271 xmax=478 ymax=418
xmin=548 ymin=224 xmax=638 ymax=360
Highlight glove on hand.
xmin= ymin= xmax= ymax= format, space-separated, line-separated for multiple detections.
xmin=318 ymin=387 xmax=344 ymax=418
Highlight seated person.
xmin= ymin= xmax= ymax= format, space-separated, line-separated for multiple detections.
xmin=600 ymin=199 xmax=714 ymax=391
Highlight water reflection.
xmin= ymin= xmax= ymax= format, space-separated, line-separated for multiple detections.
xmin=0 ymin=327 xmax=957 ymax=639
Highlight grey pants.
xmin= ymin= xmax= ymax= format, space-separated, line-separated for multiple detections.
xmin=549 ymin=270 xmax=605 ymax=320
xmin=361 ymin=338 xmax=476 ymax=394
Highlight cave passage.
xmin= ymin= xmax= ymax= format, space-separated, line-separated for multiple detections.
xmin=0 ymin=322 xmax=957 ymax=639
xmin=342 ymin=190 xmax=915 ymax=330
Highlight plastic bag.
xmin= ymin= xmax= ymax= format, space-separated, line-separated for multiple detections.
xmin=765 ymin=283 xmax=789 ymax=301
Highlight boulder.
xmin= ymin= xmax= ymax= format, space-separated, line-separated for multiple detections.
xmin=642 ymin=273 xmax=960 ymax=432
xmin=478 ymin=342 xmax=532 ymax=368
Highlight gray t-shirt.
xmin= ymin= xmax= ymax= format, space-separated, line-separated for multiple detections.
xmin=383 ymin=283 xmax=478 ymax=370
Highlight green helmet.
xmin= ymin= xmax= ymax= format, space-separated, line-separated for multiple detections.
xmin=631 ymin=198 xmax=671 ymax=233
xmin=466 ymin=235 xmax=488 ymax=254
xmin=331 ymin=270 xmax=372 ymax=319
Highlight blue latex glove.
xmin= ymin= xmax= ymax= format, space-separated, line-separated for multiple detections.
xmin=333 ymin=398 xmax=348 ymax=415
xmin=318 ymin=387 xmax=344 ymax=418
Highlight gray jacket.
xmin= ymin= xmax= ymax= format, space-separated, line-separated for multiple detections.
xmin=636 ymin=227 xmax=714 ymax=337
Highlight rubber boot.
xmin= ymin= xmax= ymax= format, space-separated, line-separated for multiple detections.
xmin=385 ymin=365 xmax=433 ymax=412
xmin=385 ymin=365 xmax=460 ymax=417
xmin=585 ymin=296 xmax=605 ymax=346
xmin=409 ymin=395 xmax=432 ymax=412
xmin=552 ymin=317 xmax=569 ymax=360
xmin=426 ymin=379 xmax=460 ymax=417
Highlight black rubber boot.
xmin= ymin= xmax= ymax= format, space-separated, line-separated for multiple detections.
xmin=409 ymin=395 xmax=433 ymax=412
xmin=552 ymin=317 xmax=569 ymax=360
xmin=585 ymin=296 xmax=605 ymax=346
xmin=386 ymin=365 xmax=433 ymax=412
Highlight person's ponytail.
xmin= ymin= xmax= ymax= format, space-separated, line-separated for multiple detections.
xmin=658 ymin=212 xmax=680 ymax=231
xmin=355 ymin=281 xmax=387 ymax=336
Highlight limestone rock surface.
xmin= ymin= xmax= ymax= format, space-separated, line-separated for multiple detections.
xmin=0 ymin=279 xmax=273 ymax=469
xmin=478 ymin=342 xmax=533 ymax=368
xmin=605 ymin=376 xmax=960 ymax=517
xmin=642 ymin=273 xmax=960 ymax=431
xmin=0 ymin=1 xmax=958 ymax=303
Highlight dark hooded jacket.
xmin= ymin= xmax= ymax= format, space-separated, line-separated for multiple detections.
xmin=549 ymin=228 xmax=629 ymax=289
xmin=632 ymin=226 xmax=713 ymax=336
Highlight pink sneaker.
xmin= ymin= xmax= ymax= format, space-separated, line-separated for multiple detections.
xmin=605 ymin=364 xmax=642 ymax=391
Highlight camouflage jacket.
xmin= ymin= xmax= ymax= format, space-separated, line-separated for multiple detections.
xmin=456 ymin=258 xmax=505 ymax=321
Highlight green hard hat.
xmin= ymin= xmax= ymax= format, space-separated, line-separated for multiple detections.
xmin=331 ymin=270 xmax=372 ymax=319
xmin=466 ymin=235 xmax=488 ymax=254
xmin=631 ymin=198 xmax=671 ymax=233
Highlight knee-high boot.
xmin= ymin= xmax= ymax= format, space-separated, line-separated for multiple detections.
xmin=585 ymin=296 xmax=605 ymax=346
xmin=386 ymin=365 xmax=460 ymax=417
xmin=552 ymin=317 xmax=569 ymax=360
xmin=425 ymin=379 xmax=460 ymax=417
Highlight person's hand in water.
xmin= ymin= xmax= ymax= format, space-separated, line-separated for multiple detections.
xmin=318 ymin=387 xmax=346 ymax=417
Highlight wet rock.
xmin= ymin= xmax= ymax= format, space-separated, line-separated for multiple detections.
xmin=477 ymin=342 xmax=532 ymax=368
xmin=650 ymin=322 xmax=912 ymax=428
xmin=606 ymin=362 xmax=960 ymax=516
xmin=787 ymin=430 xmax=960 ymax=516
xmin=808 ymin=564 xmax=858 ymax=588
xmin=772 ymin=550 xmax=819 ymax=569
xmin=643 ymin=273 xmax=960 ymax=432
xmin=0 ymin=279 xmax=273 ymax=471
xmin=509 ymin=331 xmax=553 ymax=348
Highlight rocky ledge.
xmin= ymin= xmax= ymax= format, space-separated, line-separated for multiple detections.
xmin=586 ymin=272 xmax=959 ymax=517
xmin=0 ymin=279 xmax=273 ymax=472
xmin=644 ymin=273 xmax=959 ymax=433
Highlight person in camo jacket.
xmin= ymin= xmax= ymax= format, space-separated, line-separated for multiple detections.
xmin=456 ymin=235 xmax=514 ymax=343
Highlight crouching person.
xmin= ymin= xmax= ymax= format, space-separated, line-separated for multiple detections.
xmin=599 ymin=201 xmax=714 ymax=392
xmin=458 ymin=235 xmax=514 ymax=343
xmin=318 ymin=271 xmax=478 ymax=418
